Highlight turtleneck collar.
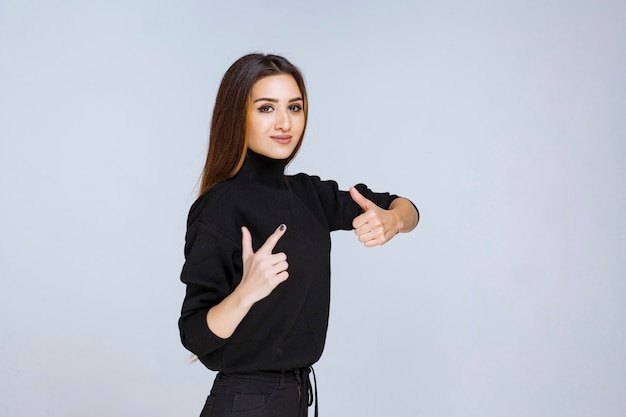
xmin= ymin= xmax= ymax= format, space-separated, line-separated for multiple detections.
xmin=235 ymin=150 xmax=289 ymax=189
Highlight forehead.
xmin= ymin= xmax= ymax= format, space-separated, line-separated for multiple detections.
xmin=251 ymin=74 xmax=301 ymax=98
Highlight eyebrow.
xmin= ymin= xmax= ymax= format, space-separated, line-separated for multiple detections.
xmin=253 ymin=97 xmax=303 ymax=103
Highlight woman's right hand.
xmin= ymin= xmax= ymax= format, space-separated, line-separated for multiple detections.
xmin=238 ymin=224 xmax=289 ymax=305
xmin=206 ymin=224 xmax=288 ymax=339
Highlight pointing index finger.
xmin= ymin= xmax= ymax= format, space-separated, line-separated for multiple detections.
xmin=258 ymin=224 xmax=287 ymax=254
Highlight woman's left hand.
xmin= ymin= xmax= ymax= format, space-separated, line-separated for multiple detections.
xmin=350 ymin=187 xmax=400 ymax=247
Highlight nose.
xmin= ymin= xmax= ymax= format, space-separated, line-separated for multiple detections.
xmin=275 ymin=109 xmax=291 ymax=131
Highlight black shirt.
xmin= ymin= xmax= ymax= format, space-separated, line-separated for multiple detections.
xmin=179 ymin=151 xmax=398 ymax=372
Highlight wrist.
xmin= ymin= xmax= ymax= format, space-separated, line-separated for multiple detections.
xmin=230 ymin=285 xmax=256 ymax=311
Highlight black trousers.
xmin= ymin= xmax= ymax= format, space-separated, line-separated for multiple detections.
xmin=199 ymin=368 xmax=316 ymax=417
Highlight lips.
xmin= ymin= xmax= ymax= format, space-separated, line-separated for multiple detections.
xmin=270 ymin=135 xmax=292 ymax=144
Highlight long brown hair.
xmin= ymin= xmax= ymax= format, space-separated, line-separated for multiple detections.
xmin=199 ymin=53 xmax=308 ymax=195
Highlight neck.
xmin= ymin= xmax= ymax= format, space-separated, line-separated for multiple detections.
xmin=235 ymin=150 xmax=288 ymax=188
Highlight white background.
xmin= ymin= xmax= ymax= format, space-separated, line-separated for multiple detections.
xmin=1 ymin=1 xmax=625 ymax=416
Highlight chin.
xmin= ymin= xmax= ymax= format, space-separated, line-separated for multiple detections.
xmin=270 ymin=153 xmax=292 ymax=160
xmin=266 ymin=148 xmax=296 ymax=160
xmin=249 ymin=143 xmax=298 ymax=160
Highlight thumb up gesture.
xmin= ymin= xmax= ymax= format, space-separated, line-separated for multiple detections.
xmin=350 ymin=187 xmax=400 ymax=247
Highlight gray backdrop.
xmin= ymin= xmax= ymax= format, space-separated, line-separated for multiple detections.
xmin=1 ymin=1 xmax=624 ymax=416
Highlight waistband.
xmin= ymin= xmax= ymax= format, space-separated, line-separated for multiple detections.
xmin=220 ymin=367 xmax=308 ymax=381
xmin=218 ymin=366 xmax=318 ymax=417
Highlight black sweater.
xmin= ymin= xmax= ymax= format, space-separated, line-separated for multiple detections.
xmin=178 ymin=151 xmax=398 ymax=372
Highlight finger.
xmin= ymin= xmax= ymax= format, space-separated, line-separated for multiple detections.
xmin=352 ymin=212 xmax=367 ymax=229
xmin=364 ymin=238 xmax=381 ymax=248
xmin=241 ymin=226 xmax=253 ymax=260
xmin=353 ymin=222 xmax=367 ymax=237
xmin=273 ymin=269 xmax=290 ymax=285
xmin=349 ymin=187 xmax=370 ymax=212
xmin=269 ymin=252 xmax=288 ymax=266
xmin=355 ymin=227 xmax=381 ymax=246
xmin=258 ymin=223 xmax=287 ymax=254
xmin=355 ymin=229 xmax=375 ymax=244
xmin=270 ymin=259 xmax=289 ymax=275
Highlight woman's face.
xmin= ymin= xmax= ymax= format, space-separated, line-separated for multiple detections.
xmin=246 ymin=74 xmax=305 ymax=160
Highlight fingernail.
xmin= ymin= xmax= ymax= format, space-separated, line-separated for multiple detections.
xmin=279 ymin=224 xmax=286 ymax=231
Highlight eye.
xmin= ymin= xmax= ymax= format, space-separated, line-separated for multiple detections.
xmin=289 ymin=104 xmax=303 ymax=112
xmin=257 ymin=105 xmax=274 ymax=113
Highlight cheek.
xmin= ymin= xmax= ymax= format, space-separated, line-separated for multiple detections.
xmin=246 ymin=116 xmax=268 ymax=138
xmin=258 ymin=115 xmax=275 ymax=131
xmin=295 ymin=115 xmax=306 ymax=133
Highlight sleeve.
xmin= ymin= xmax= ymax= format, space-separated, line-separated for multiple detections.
xmin=308 ymin=176 xmax=399 ymax=231
xmin=178 ymin=215 xmax=242 ymax=358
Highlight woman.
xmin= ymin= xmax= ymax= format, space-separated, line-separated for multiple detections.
xmin=179 ymin=53 xmax=419 ymax=417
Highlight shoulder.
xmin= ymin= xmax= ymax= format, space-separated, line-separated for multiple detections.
xmin=286 ymin=173 xmax=348 ymax=212
xmin=186 ymin=181 xmax=249 ymax=239
xmin=187 ymin=182 xmax=229 ymax=223
xmin=287 ymin=172 xmax=341 ymax=192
